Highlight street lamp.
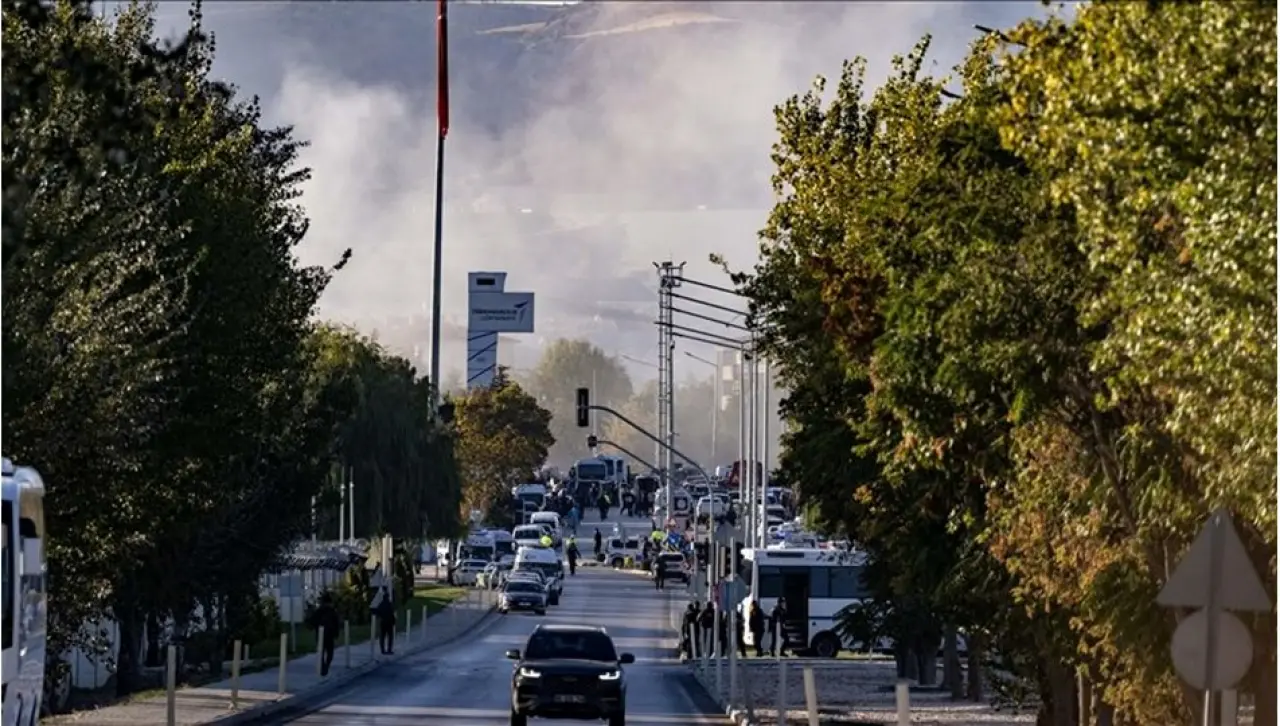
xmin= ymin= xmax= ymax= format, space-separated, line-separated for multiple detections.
xmin=684 ymin=351 xmax=720 ymax=466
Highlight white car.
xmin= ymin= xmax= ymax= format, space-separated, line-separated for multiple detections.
xmin=451 ymin=558 xmax=489 ymax=586
xmin=605 ymin=536 xmax=643 ymax=568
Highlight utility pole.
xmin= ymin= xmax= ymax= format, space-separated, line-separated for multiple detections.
xmin=655 ymin=261 xmax=685 ymax=518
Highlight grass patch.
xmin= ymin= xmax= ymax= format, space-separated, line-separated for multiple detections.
xmin=244 ymin=583 xmax=469 ymax=661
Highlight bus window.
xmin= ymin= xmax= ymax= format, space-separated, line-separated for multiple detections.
xmin=829 ymin=566 xmax=869 ymax=599
xmin=2 ymin=501 xmax=12 ymax=651
xmin=756 ymin=566 xmax=784 ymax=600
xmin=809 ymin=568 xmax=830 ymax=598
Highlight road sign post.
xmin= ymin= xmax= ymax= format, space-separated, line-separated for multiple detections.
xmin=1156 ymin=509 xmax=1272 ymax=726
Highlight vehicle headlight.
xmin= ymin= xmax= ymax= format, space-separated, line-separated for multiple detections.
xmin=598 ymin=670 xmax=622 ymax=681
xmin=519 ymin=667 xmax=542 ymax=678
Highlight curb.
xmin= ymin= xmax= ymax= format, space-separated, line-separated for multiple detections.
xmin=209 ymin=603 xmax=498 ymax=724
xmin=688 ymin=665 xmax=759 ymax=725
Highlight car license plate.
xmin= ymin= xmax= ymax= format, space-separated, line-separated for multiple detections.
xmin=555 ymin=694 xmax=586 ymax=703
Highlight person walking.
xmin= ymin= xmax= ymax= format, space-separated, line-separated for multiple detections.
xmin=748 ymin=599 xmax=766 ymax=657
xmin=593 ymin=528 xmax=603 ymax=561
xmin=769 ymin=597 xmax=789 ymax=656
xmin=566 ymin=536 xmax=579 ymax=575
xmin=308 ymin=592 xmax=341 ymax=675
xmin=372 ymin=586 xmax=396 ymax=655
xmin=654 ymin=556 xmax=666 ymax=590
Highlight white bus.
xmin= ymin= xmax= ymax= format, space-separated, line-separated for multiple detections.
xmin=741 ymin=547 xmax=871 ymax=658
xmin=3 ymin=457 xmax=48 ymax=726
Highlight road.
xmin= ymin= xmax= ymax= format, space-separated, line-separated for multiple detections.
xmin=276 ymin=514 xmax=728 ymax=726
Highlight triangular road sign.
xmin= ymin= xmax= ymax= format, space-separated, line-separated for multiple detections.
xmin=1157 ymin=509 xmax=1272 ymax=612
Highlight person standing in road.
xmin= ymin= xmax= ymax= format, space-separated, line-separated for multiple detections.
xmin=735 ymin=608 xmax=749 ymax=658
xmin=593 ymin=528 xmax=603 ymax=560
xmin=654 ymin=556 xmax=666 ymax=590
xmin=372 ymin=586 xmax=396 ymax=655
xmin=699 ymin=601 xmax=716 ymax=656
xmin=769 ymin=597 xmax=789 ymax=656
xmin=567 ymin=503 xmax=580 ymax=534
xmin=681 ymin=602 xmax=700 ymax=660
xmin=308 ymin=592 xmax=341 ymax=675
xmin=748 ymin=599 xmax=766 ymax=657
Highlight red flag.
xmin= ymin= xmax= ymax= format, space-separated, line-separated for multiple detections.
xmin=437 ymin=0 xmax=449 ymax=139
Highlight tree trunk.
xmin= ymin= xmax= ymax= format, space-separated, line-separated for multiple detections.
xmin=943 ymin=626 xmax=962 ymax=697
xmin=1253 ymin=613 xmax=1277 ymax=726
xmin=205 ymin=595 xmax=224 ymax=678
xmin=1077 ymin=673 xmax=1092 ymax=726
xmin=114 ymin=602 xmax=144 ymax=697
xmin=895 ymin=639 xmax=911 ymax=680
xmin=916 ymin=642 xmax=938 ymax=686
xmin=965 ymin=631 xmax=985 ymax=702
xmin=1094 ymin=696 xmax=1115 ymax=726
xmin=144 ymin=612 xmax=162 ymax=667
xmin=1044 ymin=659 xmax=1075 ymax=726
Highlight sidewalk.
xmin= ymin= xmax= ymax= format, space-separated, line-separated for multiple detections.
xmin=47 ymin=588 xmax=499 ymax=726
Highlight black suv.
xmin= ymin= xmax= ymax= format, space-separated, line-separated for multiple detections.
xmin=508 ymin=625 xmax=634 ymax=726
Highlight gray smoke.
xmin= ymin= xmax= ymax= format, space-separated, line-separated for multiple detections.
xmin=146 ymin=0 xmax=1060 ymax=382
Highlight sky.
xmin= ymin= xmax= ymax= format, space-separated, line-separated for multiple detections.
xmin=139 ymin=0 xmax=1065 ymax=385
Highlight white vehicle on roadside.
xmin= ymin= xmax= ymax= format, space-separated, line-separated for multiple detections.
xmin=512 ymin=524 xmax=552 ymax=550
xmin=604 ymin=536 xmax=643 ymax=568
xmin=513 ymin=546 xmax=563 ymax=605
xmin=452 ymin=558 xmax=490 ymax=586
xmin=528 ymin=512 xmax=563 ymax=545
xmin=3 ymin=457 xmax=49 ymax=725
xmin=740 ymin=547 xmax=873 ymax=658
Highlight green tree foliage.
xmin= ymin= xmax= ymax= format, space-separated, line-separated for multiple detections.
xmin=308 ymin=324 xmax=462 ymax=542
xmin=525 ymin=338 xmax=633 ymax=467
xmin=0 ymin=0 xmax=462 ymax=701
xmin=734 ymin=4 xmax=1276 ymax=725
xmin=452 ymin=370 xmax=554 ymax=520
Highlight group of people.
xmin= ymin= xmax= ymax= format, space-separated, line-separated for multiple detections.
xmin=307 ymin=584 xmax=401 ymax=676
xmin=680 ymin=597 xmax=791 ymax=659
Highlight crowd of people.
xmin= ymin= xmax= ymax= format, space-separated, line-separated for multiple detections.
xmin=679 ymin=597 xmax=792 ymax=660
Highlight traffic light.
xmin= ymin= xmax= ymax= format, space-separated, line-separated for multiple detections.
xmin=586 ymin=434 xmax=598 ymax=449
xmin=575 ymin=387 xmax=590 ymax=427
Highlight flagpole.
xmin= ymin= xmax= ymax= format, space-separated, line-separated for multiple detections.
xmin=429 ymin=0 xmax=449 ymax=410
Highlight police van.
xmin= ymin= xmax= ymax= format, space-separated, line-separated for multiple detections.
xmin=513 ymin=546 xmax=564 ymax=605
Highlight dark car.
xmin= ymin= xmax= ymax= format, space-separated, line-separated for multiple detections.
xmin=508 ymin=625 xmax=634 ymax=726
xmin=500 ymin=579 xmax=548 ymax=616
xmin=654 ymin=552 xmax=688 ymax=584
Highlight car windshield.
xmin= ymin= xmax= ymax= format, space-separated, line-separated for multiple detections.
xmin=505 ymin=581 xmax=541 ymax=593
xmin=525 ymin=630 xmax=618 ymax=662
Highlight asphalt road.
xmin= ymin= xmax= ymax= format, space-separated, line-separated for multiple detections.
xmin=277 ymin=513 xmax=728 ymax=726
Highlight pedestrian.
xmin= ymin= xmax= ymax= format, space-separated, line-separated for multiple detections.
xmin=699 ymin=601 xmax=716 ymax=656
xmin=769 ymin=597 xmax=789 ymax=656
xmin=566 ymin=537 xmax=579 ymax=575
xmin=735 ymin=608 xmax=748 ymax=658
xmin=593 ymin=528 xmax=603 ymax=560
xmin=308 ymin=592 xmax=341 ymax=675
xmin=681 ymin=602 xmax=699 ymax=660
xmin=372 ymin=586 xmax=396 ymax=655
xmin=748 ymin=599 xmax=765 ymax=657
xmin=654 ymin=556 xmax=666 ymax=590
xmin=622 ymin=490 xmax=635 ymax=517
xmin=717 ymin=606 xmax=730 ymax=657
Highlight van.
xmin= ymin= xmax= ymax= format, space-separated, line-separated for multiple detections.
xmin=529 ymin=511 xmax=562 ymax=536
xmin=513 ymin=546 xmax=563 ymax=604
xmin=512 ymin=524 xmax=550 ymax=550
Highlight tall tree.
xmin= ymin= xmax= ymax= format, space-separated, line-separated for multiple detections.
xmin=525 ymin=338 xmax=633 ymax=467
xmin=452 ymin=370 xmax=554 ymax=521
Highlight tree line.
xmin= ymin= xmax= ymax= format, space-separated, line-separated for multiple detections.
xmin=728 ymin=4 xmax=1275 ymax=726
xmin=0 ymin=0 xmax=554 ymax=701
